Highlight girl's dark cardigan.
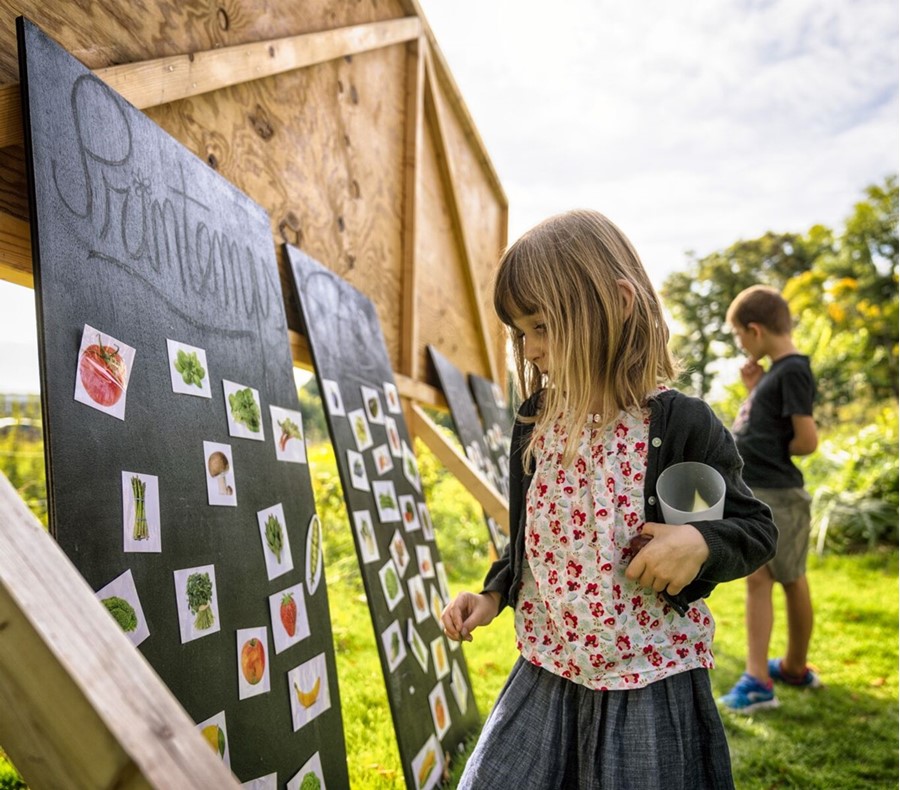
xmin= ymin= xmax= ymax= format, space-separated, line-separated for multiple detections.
xmin=482 ymin=389 xmax=778 ymax=616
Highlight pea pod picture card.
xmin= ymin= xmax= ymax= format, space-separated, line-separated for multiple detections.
xmin=288 ymin=652 xmax=331 ymax=732
xmin=268 ymin=582 xmax=310 ymax=654
xmin=450 ymin=660 xmax=469 ymax=716
xmin=166 ymin=339 xmax=211 ymax=398
xmin=237 ymin=626 xmax=271 ymax=700
xmin=411 ymin=735 xmax=443 ymax=790
xmin=408 ymin=574 xmax=429 ymax=624
xmin=385 ymin=416 xmax=402 ymax=458
xmin=383 ymin=382 xmax=402 ymax=414
xmin=121 ymin=471 xmax=161 ymax=553
xmin=257 ymin=503 xmax=293 ymax=581
xmin=389 ymin=529 xmax=411 ymax=577
xmin=361 ymin=385 xmax=384 ymax=426
xmin=407 ymin=621 xmax=429 ymax=673
xmin=401 ymin=441 xmax=421 ymax=493
xmin=428 ymin=682 xmax=451 ymax=741
xmin=398 ymin=495 xmax=421 ymax=533
xmin=353 ymin=509 xmax=380 ymax=563
xmin=305 ymin=513 xmax=324 ymax=595
xmin=372 ymin=479 xmax=400 ymax=523
xmin=196 ymin=711 xmax=230 ymax=767
xmin=270 ymin=405 xmax=306 ymax=463
xmin=321 ymin=379 xmax=345 ymax=417
xmin=288 ymin=752 xmax=324 ymax=790
xmin=417 ymin=502 xmax=434 ymax=541
xmin=95 ymin=568 xmax=149 ymax=647
xmin=347 ymin=449 xmax=370 ymax=491
xmin=379 ymin=558 xmax=404 ymax=611
xmin=347 ymin=407 xmax=373 ymax=452
xmin=381 ymin=619 xmax=406 ymax=673
xmin=223 ymin=380 xmax=265 ymax=441
xmin=371 ymin=443 xmax=393 ymax=476
xmin=435 ymin=562 xmax=451 ymax=605
xmin=174 ymin=564 xmax=220 ymax=643
xmin=242 ymin=773 xmax=277 ymax=790
xmin=204 ymin=441 xmax=237 ymax=507
xmin=74 ymin=324 xmax=135 ymax=420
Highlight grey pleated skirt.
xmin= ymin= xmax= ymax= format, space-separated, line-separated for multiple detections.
xmin=457 ymin=658 xmax=734 ymax=790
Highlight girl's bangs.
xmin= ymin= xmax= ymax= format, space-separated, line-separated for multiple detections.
xmin=494 ymin=254 xmax=542 ymax=327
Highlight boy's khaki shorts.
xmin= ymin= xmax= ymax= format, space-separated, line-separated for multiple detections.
xmin=751 ymin=486 xmax=813 ymax=584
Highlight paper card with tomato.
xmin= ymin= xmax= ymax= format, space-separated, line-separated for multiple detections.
xmin=268 ymin=582 xmax=310 ymax=654
xmin=288 ymin=652 xmax=331 ymax=732
xmin=361 ymin=385 xmax=385 ymax=426
xmin=428 ymin=682 xmax=451 ymax=741
xmin=270 ymin=405 xmax=307 ymax=463
xmin=241 ymin=772 xmax=277 ymax=790
xmin=166 ymin=339 xmax=211 ymax=399
xmin=287 ymin=751 xmax=324 ymax=790
xmin=237 ymin=627 xmax=271 ymax=700
xmin=196 ymin=711 xmax=230 ymax=767
xmin=416 ymin=544 xmax=435 ymax=579
xmin=94 ymin=568 xmax=150 ymax=647
xmin=381 ymin=619 xmax=407 ymax=672
xmin=256 ymin=503 xmax=294 ymax=581
xmin=174 ymin=564 xmax=221 ymax=643
xmin=204 ymin=441 xmax=237 ymax=507
xmin=74 ymin=325 xmax=135 ymax=420
xmin=411 ymin=734 xmax=443 ymax=790
xmin=398 ymin=494 xmax=421 ymax=533
xmin=223 ymin=380 xmax=265 ymax=441
xmin=121 ymin=471 xmax=161 ymax=553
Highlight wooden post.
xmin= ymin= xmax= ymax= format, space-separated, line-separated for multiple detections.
xmin=0 ymin=472 xmax=240 ymax=790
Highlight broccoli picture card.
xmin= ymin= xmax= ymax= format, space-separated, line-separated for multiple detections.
xmin=287 ymin=246 xmax=481 ymax=788
xmin=19 ymin=18 xmax=348 ymax=786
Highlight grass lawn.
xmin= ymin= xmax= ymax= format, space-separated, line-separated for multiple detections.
xmin=329 ymin=549 xmax=898 ymax=789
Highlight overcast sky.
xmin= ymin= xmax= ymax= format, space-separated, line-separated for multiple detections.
xmin=1 ymin=0 xmax=897 ymax=394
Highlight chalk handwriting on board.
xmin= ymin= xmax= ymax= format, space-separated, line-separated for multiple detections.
xmin=49 ymin=74 xmax=279 ymax=336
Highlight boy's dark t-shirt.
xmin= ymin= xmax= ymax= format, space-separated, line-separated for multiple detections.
xmin=732 ymin=354 xmax=815 ymax=489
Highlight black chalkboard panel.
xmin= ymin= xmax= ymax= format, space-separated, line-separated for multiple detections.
xmin=287 ymin=246 xmax=480 ymax=789
xmin=468 ymin=373 xmax=514 ymax=504
xmin=18 ymin=18 xmax=348 ymax=787
xmin=427 ymin=346 xmax=508 ymax=554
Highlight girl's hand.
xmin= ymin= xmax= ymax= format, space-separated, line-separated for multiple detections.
xmin=624 ymin=522 xmax=709 ymax=595
xmin=441 ymin=591 xmax=501 ymax=642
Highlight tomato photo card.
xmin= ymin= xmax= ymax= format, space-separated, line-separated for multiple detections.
xmin=121 ymin=470 xmax=161 ymax=553
xmin=398 ymin=494 xmax=421 ymax=532
xmin=256 ymin=503 xmax=294 ymax=581
xmin=174 ymin=564 xmax=221 ymax=643
xmin=74 ymin=324 xmax=135 ymax=420
xmin=270 ymin=405 xmax=306 ymax=463
xmin=223 ymin=380 xmax=265 ymax=441
xmin=288 ymin=652 xmax=331 ymax=732
xmin=236 ymin=626 xmax=271 ymax=700
xmin=94 ymin=568 xmax=150 ymax=647
xmin=166 ymin=338 xmax=211 ymax=398
xmin=268 ymin=581 xmax=310 ymax=654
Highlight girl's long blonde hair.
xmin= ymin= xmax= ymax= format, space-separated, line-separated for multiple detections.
xmin=494 ymin=209 xmax=678 ymax=466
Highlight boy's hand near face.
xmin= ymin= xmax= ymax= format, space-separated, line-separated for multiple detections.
xmin=625 ymin=522 xmax=710 ymax=595
xmin=740 ymin=358 xmax=765 ymax=391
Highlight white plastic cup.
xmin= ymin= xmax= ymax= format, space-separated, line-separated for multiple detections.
xmin=656 ymin=461 xmax=726 ymax=523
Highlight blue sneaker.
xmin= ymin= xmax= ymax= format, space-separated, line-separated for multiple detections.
xmin=719 ymin=673 xmax=779 ymax=713
xmin=768 ymin=658 xmax=822 ymax=689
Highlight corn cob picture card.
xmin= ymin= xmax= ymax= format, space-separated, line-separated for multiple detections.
xmin=204 ymin=441 xmax=237 ymax=507
xmin=288 ymin=752 xmax=324 ymax=790
xmin=74 ymin=324 xmax=135 ymax=420
xmin=270 ymin=405 xmax=306 ymax=464
xmin=411 ymin=734 xmax=442 ymax=790
xmin=166 ymin=338 xmax=211 ymax=398
xmin=430 ymin=635 xmax=450 ymax=681
xmin=121 ymin=470 xmax=161 ymax=553
xmin=223 ymin=380 xmax=265 ymax=441
xmin=257 ymin=503 xmax=294 ymax=581
xmin=174 ymin=564 xmax=221 ymax=643
xmin=268 ymin=582 xmax=310 ymax=654
xmin=237 ymin=626 xmax=271 ymax=700
xmin=95 ymin=568 xmax=150 ymax=647
xmin=288 ymin=652 xmax=331 ymax=732
xmin=196 ymin=711 xmax=230 ymax=767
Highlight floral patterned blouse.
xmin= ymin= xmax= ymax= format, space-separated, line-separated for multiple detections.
xmin=514 ymin=405 xmax=715 ymax=691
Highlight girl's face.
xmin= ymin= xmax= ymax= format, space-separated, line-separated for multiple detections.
xmin=511 ymin=312 xmax=549 ymax=376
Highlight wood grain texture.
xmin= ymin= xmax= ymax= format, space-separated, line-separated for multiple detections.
xmin=0 ymin=472 xmax=240 ymax=790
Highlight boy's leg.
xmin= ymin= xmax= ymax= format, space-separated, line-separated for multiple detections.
xmin=745 ymin=564 xmax=775 ymax=683
xmin=781 ymin=573 xmax=813 ymax=676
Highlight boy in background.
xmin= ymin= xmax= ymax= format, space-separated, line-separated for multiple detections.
xmin=720 ymin=285 xmax=821 ymax=712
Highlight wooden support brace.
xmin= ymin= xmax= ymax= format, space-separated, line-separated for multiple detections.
xmin=0 ymin=472 xmax=240 ymax=790
xmin=410 ymin=402 xmax=508 ymax=531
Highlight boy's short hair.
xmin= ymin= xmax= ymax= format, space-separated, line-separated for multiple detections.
xmin=727 ymin=285 xmax=793 ymax=335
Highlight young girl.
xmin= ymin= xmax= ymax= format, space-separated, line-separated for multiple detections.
xmin=441 ymin=210 xmax=777 ymax=789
